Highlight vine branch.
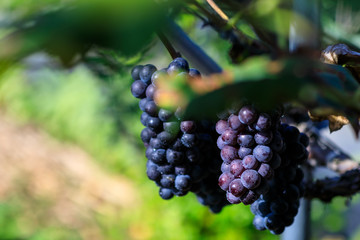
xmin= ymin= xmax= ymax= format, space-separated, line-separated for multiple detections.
xmin=157 ymin=31 xmax=181 ymax=59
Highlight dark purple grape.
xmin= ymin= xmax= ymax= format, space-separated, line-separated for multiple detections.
xmin=238 ymin=105 xmax=258 ymax=125
xmin=140 ymin=128 xmax=156 ymax=144
xmin=160 ymin=174 xmax=175 ymax=188
xmin=131 ymin=80 xmax=147 ymax=98
xmin=150 ymin=149 xmax=166 ymax=164
xmin=171 ymin=138 xmax=184 ymax=151
xmin=254 ymin=131 xmax=273 ymax=145
xmin=221 ymin=162 xmax=231 ymax=172
xmin=237 ymin=134 xmax=255 ymax=147
xmin=158 ymin=109 xmax=173 ymax=121
xmin=189 ymin=68 xmax=201 ymax=77
xmin=230 ymin=159 xmax=245 ymax=177
xmin=166 ymin=149 xmax=184 ymax=165
xmin=145 ymin=147 xmax=154 ymax=159
xmin=216 ymin=120 xmax=229 ymax=134
xmin=270 ymin=131 xmax=284 ymax=152
xmin=181 ymin=133 xmax=197 ymax=148
xmin=180 ymin=121 xmax=196 ymax=133
xmin=175 ymin=165 xmax=188 ymax=175
xmin=253 ymin=145 xmax=273 ymax=163
xmin=175 ymin=175 xmax=192 ymax=191
xmin=221 ymin=145 xmax=239 ymax=163
xmin=146 ymin=117 xmax=162 ymax=131
xmin=228 ymin=114 xmax=245 ymax=131
xmin=139 ymin=98 xmax=148 ymax=111
xmin=240 ymin=190 xmax=258 ymax=205
xmin=282 ymin=184 xmax=300 ymax=201
xmin=229 ymin=179 xmax=247 ymax=197
xmin=149 ymin=137 xmax=166 ymax=149
xmin=140 ymin=64 xmax=157 ymax=84
xmin=255 ymin=113 xmax=272 ymax=131
xmin=144 ymin=101 xmax=158 ymax=117
xmin=238 ymin=147 xmax=252 ymax=159
xmin=270 ymin=200 xmax=289 ymax=214
xmin=222 ymin=129 xmax=238 ymax=145
xmin=146 ymin=84 xmax=156 ymax=99
xmin=158 ymin=131 xmax=176 ymax=146
xmin=283 ymin=125 xmax=300 ymax=142
xmin=157 ymin=164 xmax=174 ymax=174
xmin=217 ymin=136 xmax=226 ymax=149
xmin=264 ymin=213 xmax=282 ymax=231
xmin=218 ymin=172 xmax=234 ymax=191
xmin=146 ymin=165 xmax=160 ymax=181
xmin=241 ymin=169 xmax=261 ymax=189
xmin=167 ymin=57 xmax=189 ymax=74
xmin=242 ymin=155 xmax=259 ymax=169
xmin=258 ymin=163 xmax=274 ymax=179
xmin=159 ymin=188 xmax=174 ymax=200
xmin=131 ymin=65 xmax=143 ymax=80
xmin=226 ymin=191 xmax=241 ymax=204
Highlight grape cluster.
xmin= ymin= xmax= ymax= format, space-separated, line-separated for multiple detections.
xmin=130 ymin=58 xmax=228 ymax=212
xmin=251 ymin=123 xmax=309 ymax=234
xmin=216 ymin=105 xmax=284 ymax=205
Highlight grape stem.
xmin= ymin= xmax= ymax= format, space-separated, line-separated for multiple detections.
xmin=206 ymin=0 xmax=229 ymax=21
xmin=157 ymin=31 xmax=181 ymax=60
xmin=162 ymin=19 xmax=223 ymax=75
xmin=304 ymin=168 xmax=360 ymax=202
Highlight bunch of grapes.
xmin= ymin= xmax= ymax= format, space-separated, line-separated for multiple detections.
xmin=216 ymin=105 xmax=285 ymax=205
xmin=251 ymin=123 xmax=309 ymax=234
xmin=130 ymin=58 xmax=228 ymax=212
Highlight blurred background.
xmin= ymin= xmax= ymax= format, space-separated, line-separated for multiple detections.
xmin=0 ymin=0 xmax=359 ymax=239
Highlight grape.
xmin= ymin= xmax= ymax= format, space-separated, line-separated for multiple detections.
xmin=217 ymin=136 xmax=226 ymax=149
xmin=131 ymin=80 xmax=147 ymax=98
xmin=254 ymin=131 xmax=273 ymax=145
xmin=253 ymin=145 xmax=272 ymax=163
xmin=216 ymin=120 xmax=229 ymax=134
xmin=180 ymin=121 xmax=197 ymax=133
xmin=150 ymin=149 xmax=166 ymax=164
xmin=181 ymin=134 xmax=197 ymax=148
xmin=221 ymin=145 xmax=239 ymax=163
xmin=166 ymin=149 xmax=184 ymax=165
xmin=160 ymin=174 xmax=176 ymax=188
xmin=159 ymin=188 xmax=174 ymax=200
xmin=228 ymin=114 xmax=244 ymax=131
xmin=238 ymin=105 xmax=258 ymax=125
xmin=241 ymin=170 xmax=261 ymax=189
xmin=151 ymin=69 xmax=167 ymax=85
xmin=140 ymin=64 xmax=157 ymax=84
xmin=218 ymin=172 xmax=234 ymax=191
xmin=157 ymin=164 xmax=174 ymax=174
xmin=238 ymin=147 xmax=252 ymax=158
xmin=175 ymin=165 xmax=188 ymax=175
xmin=230 ymin=159 xmax=245 ymax=177
xmin=146 ymin=117 xmax=162 ymax=131
xmin=240 ymin=190 xmax=258 ymax=205
xmin=253 ymin=215 xmax=266 ymax=230
xmin=242 ymin=155 xmax=259 ymax=169
xmin=222 ymin=129 xmax=238 ymax=145
xmin=149 ymin=137 xmax=166 ymax=149
xmin=189 ymin=68 xmax=201 ymax=77
xmin=258 ymin=163 xmax=273 ymax=179
xmin=237 ymin=134 xmax=255 ymax=147
xmin=139 ymin=98 xmax=148 ymax=111
xmin=221 ymin=162 xmax=231 ymax=173
xmin=144 ymin=100 xmax=158 ymax=116
xmin=255 ymin=113 xmax=272 ymax=131
xmin=167 ymin=57 xmax=189 ymax=74
xmin=131 ymin=65 xmax=143 ymax=80
xmin=146 ymin=84 xmax=156 ymax=99
xmin=175 ymin=175 xmax=192 ymax=191
xmin=229 ymin=179 xmax=247 ymax=197
xmin=158 ymin=131 xmax=176 ymax=145
xmin=186 ymin=148 xmax=201 ymax=163
xmin=226 ymin=191 xmax=242 ymax=204
xmin=163 ymin=121 xmax=180 ymax=135
xmin=146 ymin=164 xmax=160 ymax=181
xmin=158 ymin=109 xmax=173 ymax=121
xmin=140 ymin=128 xmax=156 ymax=144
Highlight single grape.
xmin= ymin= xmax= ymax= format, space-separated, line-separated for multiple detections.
xmin=258 ymin=163 xmax=274 ymax=179
xmin=144 ymin=100 xmax=158 ymax=117
xmin=166 ymin=149 xmax=184 ymax=165
xmin=158 ymin=109 xmax=173 ymax=121
xmin=131 ymin=65 xmax=143 ymax=80
xmin=226 ymin=191 xmax=242 ymax=204
xmin=253 ymin=145 xmax=273 ymax=163
xmin=242 ymin=155 xmax=259 ymax=169
xmin=146 ymin=164 xmax=161 ymax=181
xmin=146 ymin=84 xmax=156 ymax=99
xmin=216 ymin=120 xmax=229 ymax=134
xmin=181 ymin=133 xmax=197 ymax=148
xmin=159 ymin=188 xmax=174 ymax=200
xmin=175 ymin=175 xmax=192 ymax=191
xmin=140 ymin=64 xmax=157 ymax=84
xmin=150 ymin=149 xmax=166 ymax=164
xmin=222 ymin=129 xmax=238 ymax=145
xmin=230 ymin=159 xmax=245 ymax=177
xmin=237 ymin=134 xmax=255 ymax=147
xmin=229 ymin=179 xmax=247 ymax=197
xmin=221 ymin=145 xmax=239 ymax=163
xmin=255 ymin=113 xmax=272 ymax=131
xmin=218 ymin=172 xmax=234 ymax=191
xmin=180 ymin=121 xmax=197 ymax=133
xmin=238 ymin=147 xmax=253 ymax=159
xmin=189 ymin=68 xmax=201 ymax=77
xmin=238 ymin=105 xmax=258 ymax=125
xmin=131 ymin=80 xmax=147 ymax=98
xmin=241 ymin=169 xmax=261 ymax=189
xmin=254 ymin=131 xmax=273 ymax=145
